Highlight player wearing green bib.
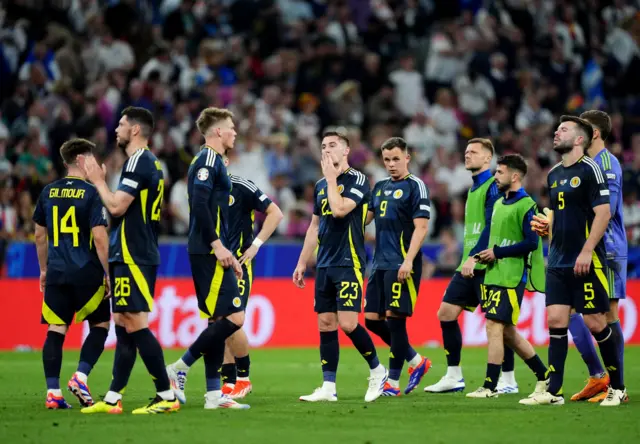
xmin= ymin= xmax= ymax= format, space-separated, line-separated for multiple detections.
xmin=425 ymin=138 xmax=517 ymax=394
xmin=465 ymin=154 xmax=549 ymax=398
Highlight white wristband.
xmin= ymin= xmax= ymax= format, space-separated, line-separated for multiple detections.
xmin=252 ymin=238 xmax=264 ymax=248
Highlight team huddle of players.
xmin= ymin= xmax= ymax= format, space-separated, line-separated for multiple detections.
xmin=35 ymin=105 xmax=627 ymax=414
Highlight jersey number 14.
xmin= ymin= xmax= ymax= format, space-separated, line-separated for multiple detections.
xmin=52 ymin=206 xmax=80 ymax=247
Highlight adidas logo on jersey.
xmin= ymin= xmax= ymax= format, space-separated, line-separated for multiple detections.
xmin=585 ymin=301 xmax=595 ymax=309
xmin=343 ymin=300 xmax=354 ymax=307
xmin=489 ymin=308 xmax=497 ymax=314
xmin=390 ymin=300 xmax=400 ymax=308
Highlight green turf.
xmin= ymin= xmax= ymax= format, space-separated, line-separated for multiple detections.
xmin=1 ymin=347 xmax=638 ymax=443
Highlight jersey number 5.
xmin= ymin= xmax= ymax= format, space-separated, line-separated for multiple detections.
xmin=151 ymin=179 xmax=165 ymax=221
xmin=52 ymin=206 xmax=79 ymax=247
xmin=558 ymin=191 xmax=565 ymax=210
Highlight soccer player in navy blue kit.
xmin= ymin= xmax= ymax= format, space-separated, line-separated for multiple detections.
xmin=524 ymin=115 xmax=626 ymax=406
xmin=166 ymin=107 xmax=250 ymax=410
xmin=220 ymin=156 xmax=284 ymax=399
xmin=34 ymin=138 xmax=110 ymax=409
xmin=81 ymin=107 xmax=179 ymax=414
xmin=569 ymin=110 xmax=629 ymax=403
xmin=293 ymin=131 xmax=388 ymax=403
xmin=364 ymin=137 xmax=432 ymax=396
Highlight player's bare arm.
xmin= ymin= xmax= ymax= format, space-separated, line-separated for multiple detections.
xmin=365 ymin=209 xmax=375 ymax=226
xmin=575 ymin=203 xmax=611 ymax=277
xmin=91 ymin=225 xmax=111 ymax=298
xmin=398 ymin=218 xmax=429 ymax=283
xmin=83 ymin=156 xmax=135 ymax=217
xmin=34 ymin=223 xmax=48 ymax=293
xmin=240 ymin=202 xmax=284 ymax=265
xmin=293 ymin=214 xmax=319 ymax=288
xmin=322 ymin=152 xmax=357 ymax=218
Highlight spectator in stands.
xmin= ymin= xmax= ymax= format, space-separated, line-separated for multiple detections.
xmin=0 ymin=0 xmax=638 ymax=283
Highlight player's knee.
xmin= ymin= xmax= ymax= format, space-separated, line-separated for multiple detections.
xmin=121 ymin=312 xmax=148 ymax=333
xmin=437 ymin=303 xmax=460 ymax=322
xmin=583 ymin=313 xmax=607 ymax=333
xmin=502 ymin=325 xmax=516 ymax=340
xmin=606 ymin=301 xmax=619 ymax=323
xmin=227 ymin=311 xmax=245 ymax=328
xmin=48 ymin=324 xmax=68 ymax=335
xmin=485 ymin=319 xmax=503 ymax=336
xmin=338 ymin=316 xmax=358 ymax=334
xmin=546 ymin=307 xmax=570 ymax=329
xmin=318 ymin=313 xmax=338 ymax=331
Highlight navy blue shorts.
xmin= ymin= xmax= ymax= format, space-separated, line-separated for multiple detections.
xmin=110 ymin=262 xmax=157 ymax=313
xmin=483 ymin=282 xmax=526 ymax=326
xmin=365 ymin=267 xmax=422 ymax=316
xmin=190 ymin=254 xmax=242 ymax=318
xmin=546 ymin=267 xmax=610 ymax=314
xmin=235 ymin=260 xmax=254 ymax=311
xmin=442 ymin=271 xmax=487 ymax=312
xmin=42 ymin=268 xmax=109 ymax=325
xmin=315 ymin=267 xmax=364 ymax=313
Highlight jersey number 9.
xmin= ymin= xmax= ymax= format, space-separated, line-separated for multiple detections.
xmin=151 ymin=180 xmax=165 ymax=221
xmin=379 ymin=201 xmax=387 ymax=217
xmin=52 ymin=205 xmax=79 ymax=247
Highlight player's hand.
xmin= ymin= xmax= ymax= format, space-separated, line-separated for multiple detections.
xmin=83 ymin=155 xmax=107 ymax=184
xmin=461 ymin=256 xmax=477 ymax=278
xmin=239 ymin=245 xmax=258 ymax=265
xmin=397 ymin=260 xmax=412 ymax=283
xmin=103 ymin=275 xmax=112 ymax=299
xmin=321 ymin=152 xmax=340 ymax=181
xmin=39 ymin=271 xmax=46 ymax=293
xmin=531 ymin=208 xmax=551 ymax=237
xmin=476 ymin=248 xmax=496 ymax=264
xmin=574 ymin=248 xmax=592 ymax=277
xmin=232 ymin=258 xmax=243 ymax=280
xmin=212 ymin=243 xmax=234 ymax=268
xmin=293 ymin=264 xmax=306 ymax=289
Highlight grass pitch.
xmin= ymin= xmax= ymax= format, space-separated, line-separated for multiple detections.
xmin=1 ymin=347 xmax=639 ymax=443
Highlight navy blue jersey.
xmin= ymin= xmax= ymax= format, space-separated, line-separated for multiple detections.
xmin=369 ymin=175 xmax=430 ymax=270
xmin=547 ymin=156 xmax=609 ymax=268
xmin=228 ymin=175 xmax=272 ymax=257
xmin=33 ymin=176 xmax=107 ymax=284
xmin=109 ymin=148 xmax=163 ymax=266
xmin=314 ymin=168 xmax=370 ymax=268
xmin=187 ymin=147 xmax=232 ymax=254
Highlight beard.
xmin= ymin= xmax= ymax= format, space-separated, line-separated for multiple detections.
xmin=466 ymin=165 xmax=481 ymax=173
xmin=553 ymin=140 xmax=573 ymax=155
xmin=117 ymin=136 xmax=130 ymax=153
xmin=497 ymin=180 xmax=511 ymax=193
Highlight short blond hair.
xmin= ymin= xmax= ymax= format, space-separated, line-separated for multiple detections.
xmin=196 ymin=107 xmax=234 ymax=136
xmin=468 ymin=138 xmax=495 ymax=156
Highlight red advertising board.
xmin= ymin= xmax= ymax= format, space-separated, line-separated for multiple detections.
xmin=1 ymin=279 xmax=638 ymax=350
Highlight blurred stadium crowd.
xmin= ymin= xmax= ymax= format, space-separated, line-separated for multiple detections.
xmin=1 ymin=0 xmax=640 ymax=275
